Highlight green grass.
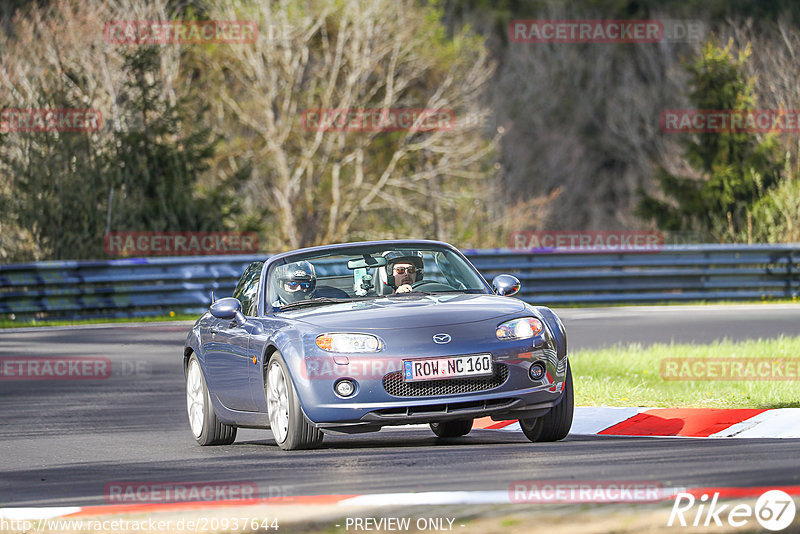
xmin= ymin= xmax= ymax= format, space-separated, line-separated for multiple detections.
xmin=572 ymin=335 xmax=800 ymax=408
xmin=0 ymin=313 xmax=197 ymax=329
xmin=551 ymin=296 xmax=800 ymax=309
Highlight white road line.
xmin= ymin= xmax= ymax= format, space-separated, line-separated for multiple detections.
xmin=0 ymin=507 xmax=81 ymax=520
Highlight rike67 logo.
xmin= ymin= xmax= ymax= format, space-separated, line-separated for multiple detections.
xmin=669 ymin=490 xmax=796 ymax=531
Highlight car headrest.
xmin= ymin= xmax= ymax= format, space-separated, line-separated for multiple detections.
xmin=375 ymin=265 xmax=393 ymax=296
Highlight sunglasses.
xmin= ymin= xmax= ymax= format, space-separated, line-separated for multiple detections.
xmin=393 ymin=266 xmax=416 ymax=275
xmin=284 ymin=281 xmax=312 ymax=291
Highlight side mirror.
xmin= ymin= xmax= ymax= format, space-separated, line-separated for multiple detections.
xmin=210 ymin=297 xmax=246 ymax=326
xmin=492 ymin=274 xmax=521 ymax=297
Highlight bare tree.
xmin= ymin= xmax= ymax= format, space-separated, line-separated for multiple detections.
xmin=725 ymin=18 xmax=800 ymax=169
xmin=205 ymin=0 xmax=509 ymax=250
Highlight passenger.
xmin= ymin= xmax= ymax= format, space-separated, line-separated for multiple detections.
xmin=273 ymin=261 xmax=317 ymax=305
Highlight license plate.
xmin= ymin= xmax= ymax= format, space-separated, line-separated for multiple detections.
xmin=403 ymin=354 xmax=493 ymax=382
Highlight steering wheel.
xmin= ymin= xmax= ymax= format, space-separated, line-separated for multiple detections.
xmin=411 ymin=280 xmax=452 ymax=291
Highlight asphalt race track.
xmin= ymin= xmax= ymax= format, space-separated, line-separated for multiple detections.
xmin=1 ymin=304 xmax=799 ymax=507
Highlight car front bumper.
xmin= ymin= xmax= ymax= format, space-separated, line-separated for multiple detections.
xmin=298 ymin=346 xmax=568 ymax=432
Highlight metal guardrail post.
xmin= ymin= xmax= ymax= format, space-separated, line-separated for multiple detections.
xmin=766 ymin=250 xmax=800 ymax=298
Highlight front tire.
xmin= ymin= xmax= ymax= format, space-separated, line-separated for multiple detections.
xmin=266 ymin=352 xmax=324 ymax=451
xmin=430 ymin=419 xmax=473 ymax=438
xmin=521 ymin=361 xmax=574 ymax=442
xmin=185 ymin=355 xmax=237 ymax=446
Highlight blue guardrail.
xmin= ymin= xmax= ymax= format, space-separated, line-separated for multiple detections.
xmin=1 ymin=244 xmax=798 ymax=319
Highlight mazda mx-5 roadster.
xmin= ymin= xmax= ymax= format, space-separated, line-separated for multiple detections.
xmin=183 ymin=240 xmax=573 ymax=450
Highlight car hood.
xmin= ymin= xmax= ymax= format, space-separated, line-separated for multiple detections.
xmin=281 ymin=293 xmax=527 ymax=330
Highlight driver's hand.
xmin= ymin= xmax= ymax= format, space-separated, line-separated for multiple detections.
xmin=396 ymin=284 xmax=413 ymax=293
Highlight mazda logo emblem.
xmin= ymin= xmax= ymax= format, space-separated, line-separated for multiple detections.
xmin=432 ymin=333 xmax=451 ymax=344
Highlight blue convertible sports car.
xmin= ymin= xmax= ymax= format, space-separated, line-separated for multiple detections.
xmin=184 ymin=240 xmax=573 ymax=450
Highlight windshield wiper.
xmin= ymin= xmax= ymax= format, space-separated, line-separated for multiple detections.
xmin=279 ymin=297 xmax=351 ymax=310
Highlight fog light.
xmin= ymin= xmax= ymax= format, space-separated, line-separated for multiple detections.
xmin=529 ymin=361 xmax=546 ymax=381
xmin=334 ymin=379 xmax=356 ymax=398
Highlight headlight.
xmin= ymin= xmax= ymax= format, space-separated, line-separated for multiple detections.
xmin=496 ymin=317 xmax=543 ymax=340
xmin=315 ymin=333 xmax=383 ymax=353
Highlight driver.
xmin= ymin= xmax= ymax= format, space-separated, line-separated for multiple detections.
xmin=273 ymin=260 xmax=317 ymax=305
xmin=381 ymin=251 xmax=424 ymax=294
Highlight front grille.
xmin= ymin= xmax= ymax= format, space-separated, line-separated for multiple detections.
xmin=382 ymin=363 xmax=509 ymax=397
xmin=557 ymin=356 xmax=567 ymax=375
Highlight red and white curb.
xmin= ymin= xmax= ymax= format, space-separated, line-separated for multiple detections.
xmin=472 ymin=407 xmax=800 ymax=438
xmin=4 ymin=487 xmax=800 ymax=521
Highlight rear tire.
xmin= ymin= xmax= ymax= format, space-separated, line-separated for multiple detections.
xmin=266 ymin=352 xmax=324 ymax=451
xmin=430 ymin=418 xmax=473 ymax=438
xmin=185 ymin=355 xmax=237 ymax=446
xmin=521 ymin=361 xmax=574 ymax=442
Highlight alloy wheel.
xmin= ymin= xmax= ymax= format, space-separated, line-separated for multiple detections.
xmin=186 ymin=359 xmax=205 ymax=438
xmin=267 ymin=361 xmax=290 ymax=443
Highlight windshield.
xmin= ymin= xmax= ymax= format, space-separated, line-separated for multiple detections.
xmin=266 ymin=244 xmax=489 ymax=310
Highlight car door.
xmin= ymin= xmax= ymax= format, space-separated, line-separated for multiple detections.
xmin=203 ymin=262 xmax=263 ymax=412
